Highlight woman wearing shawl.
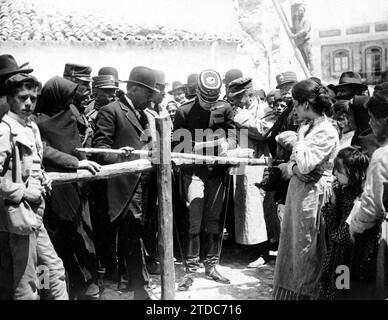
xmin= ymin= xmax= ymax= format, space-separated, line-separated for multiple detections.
xmin=37 ymin=76 xmax=101 ymax=300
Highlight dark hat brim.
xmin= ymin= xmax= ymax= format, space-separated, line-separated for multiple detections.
xmin=0 ymin=67 xmax=34 ymax=78
xmin=332 ymin=82 xmax=368 ymax=92
xmin=123 ymin=79 xmax=160 ymax=93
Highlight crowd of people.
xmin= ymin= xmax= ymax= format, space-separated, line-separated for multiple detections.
xmin=0 ymin=52 xmax=387 ymax=300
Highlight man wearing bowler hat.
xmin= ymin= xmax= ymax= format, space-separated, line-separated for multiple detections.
xmin=0 ymin=54 xmax=33 ymax=120
xmin=141 ymin=69 xmax=170 ymax=276
xmin=174 ymin=69 xmax=235 ymax=290
xmin=92 ymin=66 xmax=159 ymax=300
xmin=185 ymin=73 xmax=199 ymax=101
xmin=148 ymin=69 xmax=169 ymax=118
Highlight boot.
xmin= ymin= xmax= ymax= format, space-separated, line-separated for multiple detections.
xmin=203 ymin=233 xmax=230 ymax=284
xmin=177 ymin=234 xmax=200 ymax=291
xmin=184 ymin=233 xmax=200 ymax=274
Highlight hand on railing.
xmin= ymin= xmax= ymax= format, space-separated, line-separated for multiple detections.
xmin=78 ymin=160 xmax=101 ymax=175
xmin=120 ymin=146 xmax=135 ymax=157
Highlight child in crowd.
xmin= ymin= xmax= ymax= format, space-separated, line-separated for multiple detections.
xmin=319 ymin=146 xmax=380 ymax=299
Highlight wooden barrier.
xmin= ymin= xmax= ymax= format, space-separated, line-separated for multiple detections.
xmin=48 ymin=115 xmax=269 ymax=300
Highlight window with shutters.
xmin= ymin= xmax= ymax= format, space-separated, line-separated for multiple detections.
xmin=365 ymin=46 xmax=382 ymax=75
xmin=333 ymin=50 xmax=349 ymax=72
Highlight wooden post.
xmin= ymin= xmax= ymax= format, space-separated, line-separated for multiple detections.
xmin=272 ymin=0 xmax=311 ymax=78
xmin=155 ymin=116 xmax=175 ymax=300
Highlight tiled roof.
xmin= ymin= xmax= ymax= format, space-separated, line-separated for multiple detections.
xmin=0 ymin=0 xmax=242 ymax=43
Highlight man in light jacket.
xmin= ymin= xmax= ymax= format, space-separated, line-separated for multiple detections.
xmin=0 ymin=74 xmax=68 ymax=300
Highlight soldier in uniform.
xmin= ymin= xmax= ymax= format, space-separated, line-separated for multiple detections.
xmin=96 ymin=66 xmax=126 ymax=100
xmin=63 ymin=63 xmax=94 ymax=147
xmin=174 ymin=69 xmax=235 ymax=290
xmin=222 ymin=69 xmax=243 ymax=102
xmin=85 ymin=75 xmax=118 ymax=131
xmin=85 ymin=75 xmax=119 ymax=282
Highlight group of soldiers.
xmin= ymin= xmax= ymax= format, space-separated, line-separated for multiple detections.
xmin=0 ymin=50 xmax=377 ymax=300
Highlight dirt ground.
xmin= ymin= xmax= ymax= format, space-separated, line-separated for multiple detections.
xmin=97 ymin=242 xmax=275 ymax=300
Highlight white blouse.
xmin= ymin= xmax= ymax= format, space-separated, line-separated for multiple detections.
xmin=291 ymin=115 xmax=339 ymax=175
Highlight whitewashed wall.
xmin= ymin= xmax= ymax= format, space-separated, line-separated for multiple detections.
xmin=0 ymin=39 xmax=265 ymax=96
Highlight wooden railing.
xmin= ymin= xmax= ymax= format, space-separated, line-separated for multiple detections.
xmin=47 ymin=116 xmax=268 ymax=300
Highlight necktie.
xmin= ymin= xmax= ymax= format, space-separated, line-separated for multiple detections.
xmin=139 ymin=110 xmax=149 ymax=130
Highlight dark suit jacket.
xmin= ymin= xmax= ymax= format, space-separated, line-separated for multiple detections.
xmin=92 ymin=96 xmax=148 ymax=222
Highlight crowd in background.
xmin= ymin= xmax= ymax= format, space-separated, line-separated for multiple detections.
xmin=0 ymin=52 xmax=387 ymax=300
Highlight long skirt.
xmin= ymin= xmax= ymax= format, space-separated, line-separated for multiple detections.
xmin=273 ymin=175 xmax=327 ymax=300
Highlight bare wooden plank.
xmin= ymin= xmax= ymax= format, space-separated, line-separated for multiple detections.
xmin=76 ymin=148 xmax=269 ymax=166
xmin=155 ymin=116 xmax=175 ymax=300
xmin=48 ymin=159 xmax=153 ymax=185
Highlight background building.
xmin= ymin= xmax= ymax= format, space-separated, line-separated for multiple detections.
xmin=313 ymin=21 xmax=388 ymax=85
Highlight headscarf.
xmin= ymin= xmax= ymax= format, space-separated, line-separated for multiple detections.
xmin=38 ymin=76 xmax=78 ymax=116
xmin=37 ymin=76 xmax=83 ymax=158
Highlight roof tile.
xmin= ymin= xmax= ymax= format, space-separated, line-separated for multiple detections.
xmin=1 ymin=0 xmax=242 ymax=43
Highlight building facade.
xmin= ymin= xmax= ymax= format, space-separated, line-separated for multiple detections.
xmin=313 ymin=21 xmax=388 ymax=85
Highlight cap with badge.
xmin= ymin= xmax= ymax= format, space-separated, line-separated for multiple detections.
xmin=228 ymin=77 xmax=253 ymax=98
xmin=92 ymin=75 xmax=119 ymax=89
xmin=63 ymin=63 xmax=92 ymax=83
xmin=197 ymin=69 xmax=222 ymax=103
xmin=275 ymin=71 xmax=297 ymax=89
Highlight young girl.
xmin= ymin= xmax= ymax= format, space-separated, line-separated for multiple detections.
xmin=319 ymin=146 xmax=380 ymax=300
